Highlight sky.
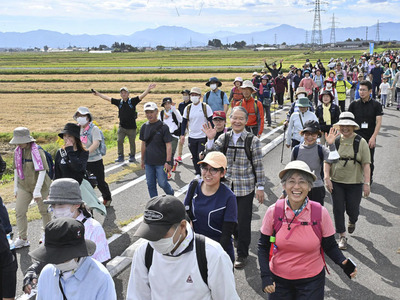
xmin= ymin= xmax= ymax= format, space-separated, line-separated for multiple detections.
xmin=1 ymin=0 xmax=399 ymax=35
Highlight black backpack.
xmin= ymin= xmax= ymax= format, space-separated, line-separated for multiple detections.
xmin=293 ymin=144 xmax=324 ymax=178
xmin=38 ymin=146 xmax=55 ymax=180
xmin=144 ymin=234 xmax=208 ymax=285
xmin=335 ymin=134 xmax=362 ymax=166
xmin=160 ymin=110 xmax=180 ymax=136
xmin=220 ymin=132 xmax=256 ymax=180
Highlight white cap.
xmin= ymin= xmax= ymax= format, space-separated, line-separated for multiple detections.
xmin=143 ymin=102 xmax=158 ymax=111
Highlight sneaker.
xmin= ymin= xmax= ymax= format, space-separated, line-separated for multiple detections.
xmin=103 ymin=199 xmax=112 ymax=207
xmin=338 ymin=236 xmax=347 ymax=250
xmin=175 ymin=156 xmax=183 ymax=163
xmin=14 ymin=238 xmax=30 ymax=249
xmin=171 ymin=162 xmax=178 ymax=172
xmin=129 ymin=155 xmax=137 ymax=163
xmin=115 ymin=155 xmax=124 ymax=163
xmin=167 ymin=172 xmax=172 ymax=180
xmin=348 ymin=222 xmax=356 ymax=234
xmin=279 ymin=105 xmax=283 ymax=109
xmin=234 ymin=256 xmax=247 ymax=269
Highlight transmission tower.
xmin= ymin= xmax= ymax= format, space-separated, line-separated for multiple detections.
xmin=330 ymin=13 xmax=339 ymax=46
xmin=309 ymin=0 xmax=327 ymax=46
xmin=305 ymin=31 xmax=309 ymax=45
xmin=375 ymin=20 xmax=380 ymax=43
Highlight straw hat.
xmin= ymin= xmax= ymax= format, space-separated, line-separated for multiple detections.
xmin=333 ymin=112 xmax=360 ymax=130
xmin=279 ymin=160 xmax=317 ymax=181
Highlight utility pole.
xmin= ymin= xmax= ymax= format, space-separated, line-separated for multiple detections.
xmin=309 ymin=0 xmax=327 ymax=47
xmin=274 ymin=34 xmax=277 ymax=45
xmin=305 ymin=31 xmax=309 ymax=45
xmin=375 ymin=20 xmax=380 ymax=43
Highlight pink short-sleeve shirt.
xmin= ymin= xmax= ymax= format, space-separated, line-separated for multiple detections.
xmin=260 ymin=200 xmax=335 ymax=280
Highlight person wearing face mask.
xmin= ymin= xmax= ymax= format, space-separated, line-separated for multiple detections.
xmin=319 ymin=77 xmax=338 ymax=106
xmin=316 ymin=90 xmax=341 ymax=145
xmin=299 ymin=70 xmax=318 ymax=103
xmin=180 ymin=87 xmax=214 ymax=179
xmin=22 ymin=178 xmax=111 ymax=295
xmin=176 ymin=90 xmax=192 ymax=163
xmin=73 ymin=107 xmax=112 ymax=207
xmin=203 ymin=77 xmax=229 ymax=113
xmin=127 ymin=195 xmax=239 ymax=300
xmin=9 ymin=127 xmax=52 ymax=249
xmin=29 ymin=217 xmax=116 ymax=300
xmin=285 ymin=98 xmax=318 ymax=149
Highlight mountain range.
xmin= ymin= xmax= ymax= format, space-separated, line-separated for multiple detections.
xmin=0 ymin=22 xmax=399 ymax=49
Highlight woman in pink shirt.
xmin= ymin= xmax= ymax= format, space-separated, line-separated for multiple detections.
xmin=299 ymin=70 xmax=318 ymax=102
xmin=257 ymin=161 xmax=357 ymax=299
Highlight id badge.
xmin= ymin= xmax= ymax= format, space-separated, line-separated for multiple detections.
xmin=361 ymin=122 xmax=368 ymax=129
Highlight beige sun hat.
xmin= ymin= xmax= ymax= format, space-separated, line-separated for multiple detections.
xmin=9 ymin=127 xmax=36 ymax=145
xmin=279 ymin=160 xmax=317 ymax=181
xmin=190 ymin=87 xmax=202 ymax=95
xmin=295 ymin=87 xmax=307 ymax=97
xmin=333 ymin=112 xmax=360 ymax=130
xmin=241 ymin=80 xmax=256 ymax=92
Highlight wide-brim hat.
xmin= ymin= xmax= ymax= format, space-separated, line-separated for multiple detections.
xmin=206 ymin=77 xmax=222 ymax=87
xmin=279 ymin=160 xmax=317 ymax=181
xmin=73 ymin=106 xmax=93 ymax=122
xmin=241 ymin=80 xmax=256 ymax=92
xmin=295 ymin=87 xmax=307 ymax=97
xmin=161 ymin=97 xmax=172 ymax=107
xmin=296 ymin=97 xmax=311 ymax=107
xmin=9 ymin=127 xmax=35 ymax=145
xmin=327 ymin=70 xmax=336 ymax=77
xmin=134 ymin=195 xmax=186 ymax=242
xmin=29 ymin=218 xmax=96 ymax=264
xmin=319 ymin=90 xmax=334 ymax=101
xmin=58 ymin=123 xmax=81 ymax=139
xmin=333 ymin=112 xmax=360 ymax=130
xmin=233 ymin=77 xmax=243 ymax=84
xmin=44 ymin=178 xmax=84 ymax=205
xmin=198 ymin=151 xmax=227 ymax=169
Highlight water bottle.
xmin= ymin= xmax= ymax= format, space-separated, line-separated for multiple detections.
xmin=7 ymin=233 xmax=15 ymax=250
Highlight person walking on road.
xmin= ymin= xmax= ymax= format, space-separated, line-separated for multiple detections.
xmin=229 ymin=77 xmax=244 ymax=105
xmin=92 ymin=84 xmax=156 ymax=163
xmin=324 ymin=112 xmax=371 ymax=250
xmin=140 ymin=102 xmax=174 ymax=198
xmin=9 ymin=127 xmax=52 ymax=249
xmin=258 ymin=161 xmax=357 ymax=299
xmin=127 ymin=195 xmax=240 ymax=300
xmin=348 ymin=80 xmax=383 ymax=184
xmin=231 ymin=80 xmax=264 ymax=137
xmin=180 ymin=87 xmax=214 ymax=179
xmin=73 ymin=107 xmax=112 ymax=207
xmin=176 ymin=89 xmax=192 ymax=163
xmin=30 ymin=218 xmax=116 ymax=300
xmin=315 ymin=90 xmax=341 ymax=145
xmin=274 ymin=71 xmax=288 ymax=109
xmin=203 ymin=77 xmax=229 ymax=113
xmin=203 ymin=106 xmax=265 ymax=269
xmin=257 ymin=75 xmax=273 ymax=126
xmin=263 ymin=59 xmax=283 ymax=79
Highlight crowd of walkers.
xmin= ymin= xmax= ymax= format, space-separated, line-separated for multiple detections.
xmin=0 ymin=49 xmax=398 ymax=299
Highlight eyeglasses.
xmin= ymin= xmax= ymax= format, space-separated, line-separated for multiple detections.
xmin=286 ymin=179 xmax=309 ymax=187
xmin=200 ymin=165 xmax=220 ymax=175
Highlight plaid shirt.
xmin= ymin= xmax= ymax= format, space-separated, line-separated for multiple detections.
xmin=212 ymin=130 xmax=265 ymax=197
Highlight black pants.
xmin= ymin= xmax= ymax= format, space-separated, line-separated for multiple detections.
xmin=308 ymin=186 xmax=326 ymax=206
xmin=331 ymin=182 xmax=362 ymax=233
xmin=291 ymin=139 xmax=300 ymax=149
xmin=290 ymin=86 xmax=294 ymax=103
xmin=338 ymin=100 xmax=345 ymax=112
xmin=276 ymin=92 xmax=284 ymax=105
xmin=234 ymin=190 xmax=255 ymax=258
xmin=264 ymin=105 xmax=271 ymax=125
xmin=270 ymin=269 xmax=325 ymax=300
xmin=0 ymin=196 xmax=12 ymax=234
xmin=87 ymin=159 xmax=112 ymax=201
xmin=245 ymin=125 xmax=259 ymax=136
xmin=188 ymin=137 xmax=207 ymax=175
xmin=372 ymin=81 xmax=381 ymax=99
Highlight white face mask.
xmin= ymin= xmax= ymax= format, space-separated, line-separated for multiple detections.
xmin=326 ymin=83 xmax=332 ymax=88
xmin=191 ymin=96 xmax=200 ymax=104
xmin=52 ymin=206 xmax=76 ymax=219
xmin=182 ymin=95 xmax=190 ymax=101
xmin=210 ymin=83 xmax=218 ymax=90
xmin=54 ymin=259 xmax=79 ymax=273
xmin=149 ymin=226 xmax=181 ymax=255
xmin=76 ymin=117 xmax=88 ymax=126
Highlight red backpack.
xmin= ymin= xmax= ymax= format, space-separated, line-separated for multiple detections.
xmin=269 ymin=198 xmax=330 ymax=273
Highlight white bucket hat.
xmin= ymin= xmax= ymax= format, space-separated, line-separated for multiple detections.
xmin=333 ymin=112 xmax=360 ymax=130
xmin=241 ymin=80 xmax=256 ymax=92
xmin=9 ymin=127 xmax=36 ymax=145
xmin=233 ymin=77 xmax=243 ymax=84
xmin=73 ymin=106 xmax=93 ymax=121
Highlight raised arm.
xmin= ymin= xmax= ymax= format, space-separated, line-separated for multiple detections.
xmin=139 ymin=83 xmax=157 ymax=100
xmin=92 ymin=89 xmax=112 ymax=102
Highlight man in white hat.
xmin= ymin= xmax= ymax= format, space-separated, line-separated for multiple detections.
xmin=180 ymin=87 xmax=213 ymax=179
xmin=92 ymin=84 xmax=156 ymax=163
xmin=140 ymin=102 xmax=174 ymax=197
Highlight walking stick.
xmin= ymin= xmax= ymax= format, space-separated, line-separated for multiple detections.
xmin=280 ymin=124 xmax=286 ymax=163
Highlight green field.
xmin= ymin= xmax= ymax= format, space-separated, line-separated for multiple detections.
xmin=0 ymin=48 xmax=387 ymax=72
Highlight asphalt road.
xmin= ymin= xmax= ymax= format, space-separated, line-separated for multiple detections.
xmin=13 ymin=103 xmax=400 ymax=300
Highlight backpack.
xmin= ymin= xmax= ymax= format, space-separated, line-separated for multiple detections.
xmin=144 ymin=234 xmax=208 ymax=285
xmin=160 ymin=110 xmax=180 ymax=136
xmin=293 ymin=144 xmax=324 ymax=178
xmin=204 ymin=90 xmax=226 ymax=107
xmin=185 ymin=179 xmax=200 ymax=221
xmin=38 ymin=146 xmax=55 ymax=180
xmin=270 ymin=198 xmax=329 ymax=273
xmin=221 ymin=132 xmax=257 ymax=180
xmin=186 ymin=103 xmax=208 ymax=121
xmin=334 ymin=134 xmax=362 ymax=166
xmin=86 ymin=124 xmax=107 ymax=156
xmin=119 ymin=98 xmax=138 ymax=119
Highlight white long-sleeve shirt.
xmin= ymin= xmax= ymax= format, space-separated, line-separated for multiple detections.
xmin=158 ymin=105 xmax=183 ymax=135
xmin=126 ymin=226 xmax=239 ymax=300
xmin=286 ymin=110 xmax=318 ymax=145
